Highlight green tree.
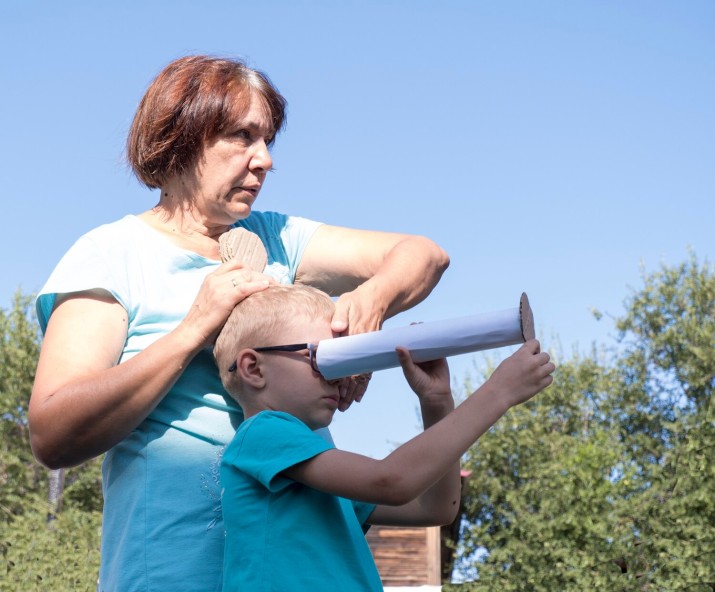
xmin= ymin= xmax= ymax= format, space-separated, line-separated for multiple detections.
xmin=0 ymin=292 xmax=102 ymax=591
xmin=0 ymin=292 xmax=45 ymax=519
xmin=446 ymin=254 xmax=714 ymax=591
xmin=609 ymin=255 xmax=715 ymax=588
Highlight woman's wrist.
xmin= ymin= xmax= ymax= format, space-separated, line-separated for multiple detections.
xmin=168 ymin=320 xmax=214 ymax=360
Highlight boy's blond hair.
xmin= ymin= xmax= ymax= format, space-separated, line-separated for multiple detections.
xmin=214 ymin=284 xmax=335 ymax=398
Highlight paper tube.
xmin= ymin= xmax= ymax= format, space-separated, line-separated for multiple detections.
xmin=315 ymin=293 xmax=535 ymax=380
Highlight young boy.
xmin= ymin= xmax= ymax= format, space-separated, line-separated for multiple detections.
xmin=214 ymin=285 xmax=555 ymax=591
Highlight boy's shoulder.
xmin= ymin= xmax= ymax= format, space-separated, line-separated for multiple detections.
xmin=227 ymin=411 xmax=299 ymax=452
xmin=221 ymin=411 xmax=335 ymax=492
xmin=223 ymin=411 xmax=330 ymax=467
xmin=237 ymin=410 xmax=306 ymax=435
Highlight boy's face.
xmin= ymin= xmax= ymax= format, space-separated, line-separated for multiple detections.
xmin=259 ymin=314 xmax=341 ymax=430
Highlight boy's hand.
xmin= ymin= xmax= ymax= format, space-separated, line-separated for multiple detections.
xmin=396 ymin=347 xmax=452 ymax=408
xmin=488 ymin=339 xmax=555 ymax=408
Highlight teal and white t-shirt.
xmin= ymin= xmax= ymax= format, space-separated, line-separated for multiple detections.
xmin=36 ymin=212 xmax=321 ymax=592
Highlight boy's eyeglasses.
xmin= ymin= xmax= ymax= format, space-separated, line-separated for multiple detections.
xmin=227 ymin=343 xmax=320 ymax=375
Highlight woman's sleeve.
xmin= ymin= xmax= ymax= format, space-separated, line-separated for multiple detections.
xmin=278 ymin=214 xmax=323 ymax=278
xmin=36 ymin=230 xmax=130 ymax=333
xmin=240 ymin=211 xmax=322 ymax=283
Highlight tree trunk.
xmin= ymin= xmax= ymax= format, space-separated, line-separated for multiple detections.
xmin=47 ymin=468 xmax=65 ymax=522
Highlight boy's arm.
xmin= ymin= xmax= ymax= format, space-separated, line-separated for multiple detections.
xmin=283 ymin=340 xmax=554 ymax=525
xmin=367 ymin=359 xmax=461 ymax=526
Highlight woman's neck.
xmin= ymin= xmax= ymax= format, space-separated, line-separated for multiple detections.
xmin=138 ymin=204 xmax=230 ymax=260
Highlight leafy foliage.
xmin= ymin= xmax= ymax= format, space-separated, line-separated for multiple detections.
xmin=0 ymin=292 xmax=102 ymax=590
xmin=446 ymin=254 xmax=714 ymax=591
xmin=0 ymin=293 xmax=44 ymax=517
xmin=1 ymin=499 xmax=101 ymax=592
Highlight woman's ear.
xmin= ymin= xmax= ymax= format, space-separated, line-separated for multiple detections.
xmin=237 ymin=349 xmax=266 ymax=389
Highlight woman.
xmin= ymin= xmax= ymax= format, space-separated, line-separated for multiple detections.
xmin=29 ymin=55 xmax=449 ymax=592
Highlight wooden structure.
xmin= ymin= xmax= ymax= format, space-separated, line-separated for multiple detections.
xmin=366 ymin=471 xmax=471 ymax=587
xmin=366 ymin=525 xmax=442 ymax=587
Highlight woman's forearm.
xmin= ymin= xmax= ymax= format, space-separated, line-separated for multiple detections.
xmin=365 ymin=235 xmax=450 ymax=320
xmin=29 ymin=291 xmax=215 ymax=468
xmin=30 ymin=324 xmax=204 ymax=468
xmin=326 ymin=235 xmax=450 ymax=337
xmin=297 ymin=227 xmax=449 ymax=334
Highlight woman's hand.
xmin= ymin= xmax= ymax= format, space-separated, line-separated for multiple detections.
xmin=179 ymin=259 xmax=276 ymax=348
xmin=330 ymin=283 xmax=385 ymax=410
xmin=330 ymin=281 xmax=386 ymax=336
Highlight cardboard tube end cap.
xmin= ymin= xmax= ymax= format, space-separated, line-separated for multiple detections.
xmin=520 ymin=292 xmax=535 ymax=341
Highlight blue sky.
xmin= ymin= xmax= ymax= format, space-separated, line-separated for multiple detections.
xmin=2 ymin=1 xmax=713 ymax=458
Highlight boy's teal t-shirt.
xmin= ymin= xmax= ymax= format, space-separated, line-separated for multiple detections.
xmin=36 ymin=213 xmax=321 ymax=592
xmin=221 ymin=411 xmax=380 ymax=592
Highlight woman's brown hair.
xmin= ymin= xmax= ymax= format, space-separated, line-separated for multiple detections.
xmin=127 ymin=55 xmax=287 ymax=189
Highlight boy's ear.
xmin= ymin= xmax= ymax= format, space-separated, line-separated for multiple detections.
xmin=236 ymin=349 xmax=266 ymax=389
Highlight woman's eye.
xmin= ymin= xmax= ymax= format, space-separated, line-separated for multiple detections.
xmin=231 ymin=129 xmax=251 ymax=141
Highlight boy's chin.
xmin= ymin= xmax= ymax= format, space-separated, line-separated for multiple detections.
xmin=308 ymin=414 xmax=335 ymax=432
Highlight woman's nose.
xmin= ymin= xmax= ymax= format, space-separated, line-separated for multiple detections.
xmin=250 ymin=140 xmax=272 ymax=172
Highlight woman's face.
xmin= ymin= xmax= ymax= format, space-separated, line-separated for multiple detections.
xmin=188 ymin=94 xmax=274 ymax=225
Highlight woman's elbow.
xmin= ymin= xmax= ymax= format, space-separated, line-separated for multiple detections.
xmin=434 ymin=243 xmax=450 ymax=274
xmin=30 ymin=439 xmax=88 ymax=470
xmin=29 ymin=427 xmax=66 ymax=469
xmin=30 ymin=439 xmax=61 ymax=470
xmin=417 ymin=236 xmax=450 ymax=275
xmin=29 ymin=411 xmax=81 ymax=469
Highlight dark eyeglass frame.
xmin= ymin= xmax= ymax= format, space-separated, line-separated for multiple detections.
xmin=227 ymin=343 xmax=320 ymax=375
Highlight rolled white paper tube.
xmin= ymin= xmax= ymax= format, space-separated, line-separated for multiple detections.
xmin=315 ymin=293 xmax=535 ymax=380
